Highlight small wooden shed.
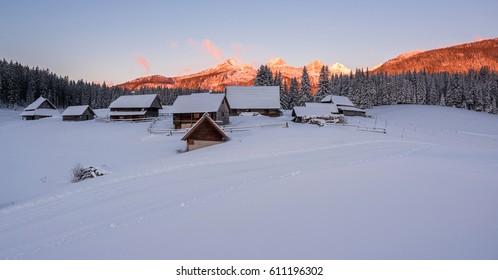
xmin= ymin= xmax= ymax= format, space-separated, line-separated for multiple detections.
xmin=62 ymin=105 xmax=96 ymax=121
xmin=181 ymin=113 xmax=229 ymax=151
xmin=20 ymin=96 xmax=59 ymax=120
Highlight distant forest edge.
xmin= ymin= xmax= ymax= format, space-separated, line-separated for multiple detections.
xmin=0 ymin=59 xmax=212 ymax=110
xmin=1 ymin=59 xmax=497 ymax=114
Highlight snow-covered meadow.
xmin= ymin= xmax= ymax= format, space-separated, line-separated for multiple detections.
xmin=0 ymin=105 xmax=497 ymax=259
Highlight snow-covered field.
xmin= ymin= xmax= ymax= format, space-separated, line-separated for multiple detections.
xmin=0 ymin=105 xmax=497 ymax=259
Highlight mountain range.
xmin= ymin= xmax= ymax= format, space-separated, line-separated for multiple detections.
xmin=119 ymin=38 xmax=498 ymax=91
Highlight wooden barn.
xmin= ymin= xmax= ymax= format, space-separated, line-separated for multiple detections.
xmin=226 ymin=86 xmax=282 ymax=116
xmin=320 ymin=95 xmax=366 ymax=117
xmin=108 ymin=94 xmax=162 ymax=121
xmin=292 ymin=103 xmax=339 ymax=123
xmin=20 ymin=96 xmax=59 ymax=120
xmin=62 ymin=105 xmax=96 ymax=121
xmin=181 ymin=113 xmax=229 ymax=151
xmin=171 ymin=93 xmax=230 ymax=129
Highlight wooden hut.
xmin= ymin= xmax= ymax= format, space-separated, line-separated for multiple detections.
xmin=226 ymin=86 xmax=282 ymax=116
xmin=62 ymin=105 xmax=96 ymax=121
xmin=292 ymin=103 xmax=338 ymax=123
xmin=320 ymin=95 xmax=366 ymax=117
xmin=108 ymin=94 xmax=162 ymax=121
xmin=171 ymin=93 xmax=230 ymax=129
xmin=181 ymin=113 xmax=229 ymax=151
xmin=20 ymin=96 xmax=59 ymax=120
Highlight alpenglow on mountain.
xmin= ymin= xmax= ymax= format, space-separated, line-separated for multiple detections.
xmin=119 ymin=58 xmax=352 ymax=91
xmin=119 ymin=38 xmax=498 ymax=91
xmin=373 ymin=38 xmax=498 ymax=74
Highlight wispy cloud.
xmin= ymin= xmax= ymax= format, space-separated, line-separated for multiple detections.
xmin=202 ymin=39 xmax=223 ymax=59
xmin=135 ymin=55 xmax=150 ymax=74
xmin=188 ymin=38 xmax=224 ymax=60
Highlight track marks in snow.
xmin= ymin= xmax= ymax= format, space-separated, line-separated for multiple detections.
xmin=0 ymin=140 xmax=435 ymax=259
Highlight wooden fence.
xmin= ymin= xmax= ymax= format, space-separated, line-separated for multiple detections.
xmin=149 ymin=121 xmax=289 ymax=135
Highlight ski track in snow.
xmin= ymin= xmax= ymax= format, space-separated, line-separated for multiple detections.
xmin=0 ymin=139 xmax=435 ymax=259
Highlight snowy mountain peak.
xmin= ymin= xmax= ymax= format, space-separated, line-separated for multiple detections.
xmin=307 ymin=60 xmax=324 ymax=72
xmin=266 ymin=57 xmax=287 ymax=67
xmin=330 ymin=63 xmax=352 ymax=74
xmin=224 ymin=57 xmax=239 ymax=66
xmin=208 ymin=57 xmax=244 ymax=72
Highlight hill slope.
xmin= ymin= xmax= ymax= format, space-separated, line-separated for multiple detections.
xmin=1 ymin=106 xmax=498 ymax=259
xmin=373 ymin=38 xmax=498 ymax=74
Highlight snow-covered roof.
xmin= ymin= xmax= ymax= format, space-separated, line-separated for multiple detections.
xmin=181 ymin=113 xmax=228 ymax=141
xmin=321 ymin=95 xmax=356 ymax=107
xmin=338 ymin=105 xmax=365 ymax=113
xmin=171 ymin=93 xmax=227 ymax=113
xmin=292 ymin=105 xmax=334 ymax=118
xmin=108 ymin=111 xmax=146 ymax=116
xmin=62 ymin=105 xmax=94 ymax=116
xmin=24 ymin=96 xmax=56 ymax=111
xmin=20 ymin=108 xmax=59 ymax=117
xmin=226 ymin=86 xmax=281 ymax=109
xmin=109 ymin=94 xmax=162 ymax=109
xmin=304 ymin=102 xmax=339 ymax=114
xmin=160 ymin=106 xmax=173 ymax=113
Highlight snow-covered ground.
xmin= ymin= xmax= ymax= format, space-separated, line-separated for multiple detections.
xmin=0 ymin=105 xmax=497 ymax=259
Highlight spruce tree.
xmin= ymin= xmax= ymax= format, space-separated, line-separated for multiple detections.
xmin=315 ymin=65 xmax=331 ymax=102
xmin=289 ymin=77 xmax=299 ymax=109
xmin=254 ymin=65 xmax=266 ymax=86
xmin=298 ymin=66 xmax=312 ymax=105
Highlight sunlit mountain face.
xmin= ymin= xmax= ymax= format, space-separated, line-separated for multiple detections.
xmin=118 ymin=57 xmax=351 ymax=91
xmin=119 ymin=38 xmax=498 ymax=91
xmin=373 ymin=38 xmax=498 ymax=74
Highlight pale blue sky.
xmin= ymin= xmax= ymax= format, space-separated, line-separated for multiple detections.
xmin=1 ymin=0 xmax=497 ymax=84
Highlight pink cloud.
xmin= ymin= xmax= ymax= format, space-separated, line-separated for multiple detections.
xmin=202 ymin=39 xmax=223 ymax=59
xmin=187 ymin=38 xmax=224 ymax=60
xmin=135 ymin=55 xmax=150 ymax=74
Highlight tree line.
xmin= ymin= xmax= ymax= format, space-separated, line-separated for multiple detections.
xmin=255 ymin=64 xmax=498 ymax=114
xmin=0 ymin=59 xmax=208 ymax=110
xmin=2 ymin=58 xmax=498 ymax=115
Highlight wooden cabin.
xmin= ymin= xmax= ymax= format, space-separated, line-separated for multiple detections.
xmin=320 ymin=95 xmax=366 ymax=117
xmin=292 ymin=103 xmax=338 ymax=123
xmin=226 ymin=86 xmax=282 ymax=116
xmin=181 ymin=113 xmax=229 ymax=151
xmin=20 ymin=96 xmax=59 ymax=120
xmin=171 ymin=93 xmax=230 ymax=129
xmin=108 ymin=94 xmax=162 ymax=121
xmin=62 ymin=105 xmax=96 ymax=121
